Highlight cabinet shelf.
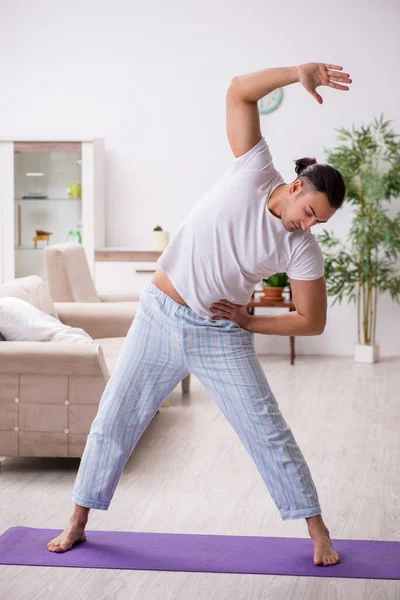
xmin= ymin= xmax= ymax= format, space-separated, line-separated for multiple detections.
xmin=15 ymin=246 xmax=53 ymax=250
xmin=15 ymin=198 xmax=81 ymax=202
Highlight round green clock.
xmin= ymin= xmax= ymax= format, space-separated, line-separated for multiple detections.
xmin=258 ymin=88 xmax=283 ymax=114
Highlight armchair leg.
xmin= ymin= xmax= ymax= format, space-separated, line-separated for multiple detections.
xmin=181 ymin=374 xmax=191 ymax=393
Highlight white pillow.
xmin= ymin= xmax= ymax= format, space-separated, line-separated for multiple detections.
xmin=0 ymin=297 xmax=94 ymax=344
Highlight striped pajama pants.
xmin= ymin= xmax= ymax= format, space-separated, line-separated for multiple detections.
xmin=72 ymin=282 xmax=322 ymax=521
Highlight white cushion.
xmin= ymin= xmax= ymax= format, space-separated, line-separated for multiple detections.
xmin=0 ymin=297 xmax=94 ymax=344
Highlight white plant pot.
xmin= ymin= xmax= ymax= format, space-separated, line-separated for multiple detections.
xmin=354 ymin=343 xmax=380 ymax=364
xmin=152 ymin=231 xmax=170 ymax=251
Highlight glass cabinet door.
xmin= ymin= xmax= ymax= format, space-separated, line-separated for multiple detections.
xmin=14 ymin=142 xmax=82 ymax=278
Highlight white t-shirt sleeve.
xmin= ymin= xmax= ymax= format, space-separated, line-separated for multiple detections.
xmin=231 ymin=137 xmax=277 ymax=174
xmin=286 ymin=234 xmax=325 ymax=281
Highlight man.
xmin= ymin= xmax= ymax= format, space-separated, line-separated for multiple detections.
xmin=48 ymin=62 xmax=352 ymax=567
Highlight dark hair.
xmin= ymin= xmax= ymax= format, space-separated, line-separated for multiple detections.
xmin=294 ymin=157 xmax=346 ymax=209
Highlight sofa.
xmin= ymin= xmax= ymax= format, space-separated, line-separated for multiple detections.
xmin=0 ymin=275 xmax=190 ymax=458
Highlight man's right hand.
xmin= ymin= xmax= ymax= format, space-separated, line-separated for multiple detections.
xmin=298 ymin=63 xmax=352 ymax=104
xmin=210 ymin=299 xmax=251 ymax=330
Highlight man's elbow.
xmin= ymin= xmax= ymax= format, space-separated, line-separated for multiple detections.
xmin=227 ymin=77 xmax=243 ymax=99
xmin=302 ymin=313 xmax=326 ymax=336
xmin=309 ymin=318 xmax=326 ymax=336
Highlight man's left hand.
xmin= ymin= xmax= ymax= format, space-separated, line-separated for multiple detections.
xmin=209 ymin=299 xmax=251 ymax=330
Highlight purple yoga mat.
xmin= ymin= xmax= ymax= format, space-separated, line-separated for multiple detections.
xmin=0 ymin=527 xmax=399 ymax=580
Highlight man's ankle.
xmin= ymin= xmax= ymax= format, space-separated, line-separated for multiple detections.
xmin=306 ymin=514 xmax=329 ymax=535
xmin=306 ymin=514 xmax=323 ymax=523
xmin=70 ymin=506 xmax=90 ymax=528
xmin=70 ymin=517 xmax=88 ymax=529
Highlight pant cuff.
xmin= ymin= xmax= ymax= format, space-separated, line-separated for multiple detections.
xmin=71 ymin=492 xmax=110 ymax=511
xmin=280 ymin=505 xmax=322 ymax=521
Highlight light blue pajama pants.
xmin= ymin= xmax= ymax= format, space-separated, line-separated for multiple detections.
xmin=72 ymin=282 xmax=322 ymax=521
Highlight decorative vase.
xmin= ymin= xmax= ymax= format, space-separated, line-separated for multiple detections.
xmin=152 ymin=230 xmax=170 ymax=251
xmin=354 ymin=343 xmax=380 ymax=364
xmin=261 ymin=286 xmax=285 ymax=302
xmin=67 ymin=183 xmax=82 ymax=199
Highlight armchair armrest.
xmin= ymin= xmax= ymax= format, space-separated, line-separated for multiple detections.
xmin=54 ymin=302 xmax=137 ymax=339
xmin=99 ymin=292 xmax=141 ymax=302
xmin=0 ymin=341 xmax=109 ymax=379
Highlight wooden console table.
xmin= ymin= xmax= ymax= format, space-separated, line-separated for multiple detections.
xmin=246 ymin=292 xmax=296 ymax=365
xmin=95 ymin=248 xmax=162 ymax=262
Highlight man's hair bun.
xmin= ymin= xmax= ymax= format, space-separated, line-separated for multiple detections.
xmin=294 ymin=157 xmax=317 ymax=176
xmin=292 ymin=157 xmax=346 ymax=209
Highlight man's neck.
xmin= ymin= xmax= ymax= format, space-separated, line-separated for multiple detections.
xmin=267 ymin=183 xmax=288 ymax=218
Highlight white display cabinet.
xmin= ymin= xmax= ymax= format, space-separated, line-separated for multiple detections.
xmin=0 ymin=139 xmax=104 ymax=284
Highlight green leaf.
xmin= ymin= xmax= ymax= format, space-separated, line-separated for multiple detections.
xmin=262 ymin=272 xmax=289 ymax=287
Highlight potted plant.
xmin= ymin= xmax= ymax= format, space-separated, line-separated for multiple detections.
xmin=261 ymin=272 xmax=290 ymax=302
xmin=152 ymin=225 xmax=170 ymax=251
xmin=318 ymin=114 xmax=400 ymax=363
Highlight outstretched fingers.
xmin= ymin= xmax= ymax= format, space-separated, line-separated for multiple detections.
xmin=326 ymin=68 xmax=352 ymax=91
xmin=327 ymin=69 xmax=351 ymax=79
xmin=325 ymin=64 xmax=343 ymax=70
xmin=328 ymin=78 xmax=352 ymax=90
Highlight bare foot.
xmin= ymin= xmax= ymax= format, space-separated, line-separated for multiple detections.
xmin=311 ymin=531 xmax=340 ymax=566
xmin=47 ymin=505 xmax=90 ymax=553
xmin=47 ymin=525 xmax=87 ymax=553
xmin=306 ymin=515 xmax=340 ymax=566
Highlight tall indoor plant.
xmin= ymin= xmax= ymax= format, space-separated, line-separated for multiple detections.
xmin=318 ymin=115 xmax=400 ymax=362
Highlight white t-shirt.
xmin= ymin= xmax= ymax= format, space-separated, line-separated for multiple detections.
xmin=157 ymin=137 xmax=325 ymax=320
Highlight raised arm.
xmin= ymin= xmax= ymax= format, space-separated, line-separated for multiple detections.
xmin=226 ymin=63 xmax=352 ymax=158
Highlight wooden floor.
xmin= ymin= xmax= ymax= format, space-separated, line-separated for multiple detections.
xmin=0 ymin=355 xmax=399 ymax=600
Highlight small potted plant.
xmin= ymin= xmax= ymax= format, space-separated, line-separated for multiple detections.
xmin=152 ymin=225 xmax=170 ymax=251
xmin=261 ymin=272 xmax=290 ymax=302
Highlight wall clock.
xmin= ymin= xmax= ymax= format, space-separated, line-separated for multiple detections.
xmin=258 ymin=88 xmax=283 ymax=114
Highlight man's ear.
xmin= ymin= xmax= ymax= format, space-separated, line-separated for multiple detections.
xmin=290 ymin=178 xmax=303 ymax=195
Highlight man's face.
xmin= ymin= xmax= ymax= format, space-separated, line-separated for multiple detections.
xmin=281 ymin=180 xmax=336 ymax=232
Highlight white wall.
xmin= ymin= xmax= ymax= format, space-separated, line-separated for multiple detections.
xmin=1 ymin=0 xmax=399 ymax=356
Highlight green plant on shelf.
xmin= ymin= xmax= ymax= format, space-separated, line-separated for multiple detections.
xmin=262 ymin=273 xmax=290 ymax=288
xmin=67 ymin=229 xmax=82 ymax=244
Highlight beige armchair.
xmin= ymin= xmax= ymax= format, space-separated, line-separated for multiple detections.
xmin=42 ymin=241 xmax=141 ymax=337
xmin=43 ymin=241 xmax=141 ymax=304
